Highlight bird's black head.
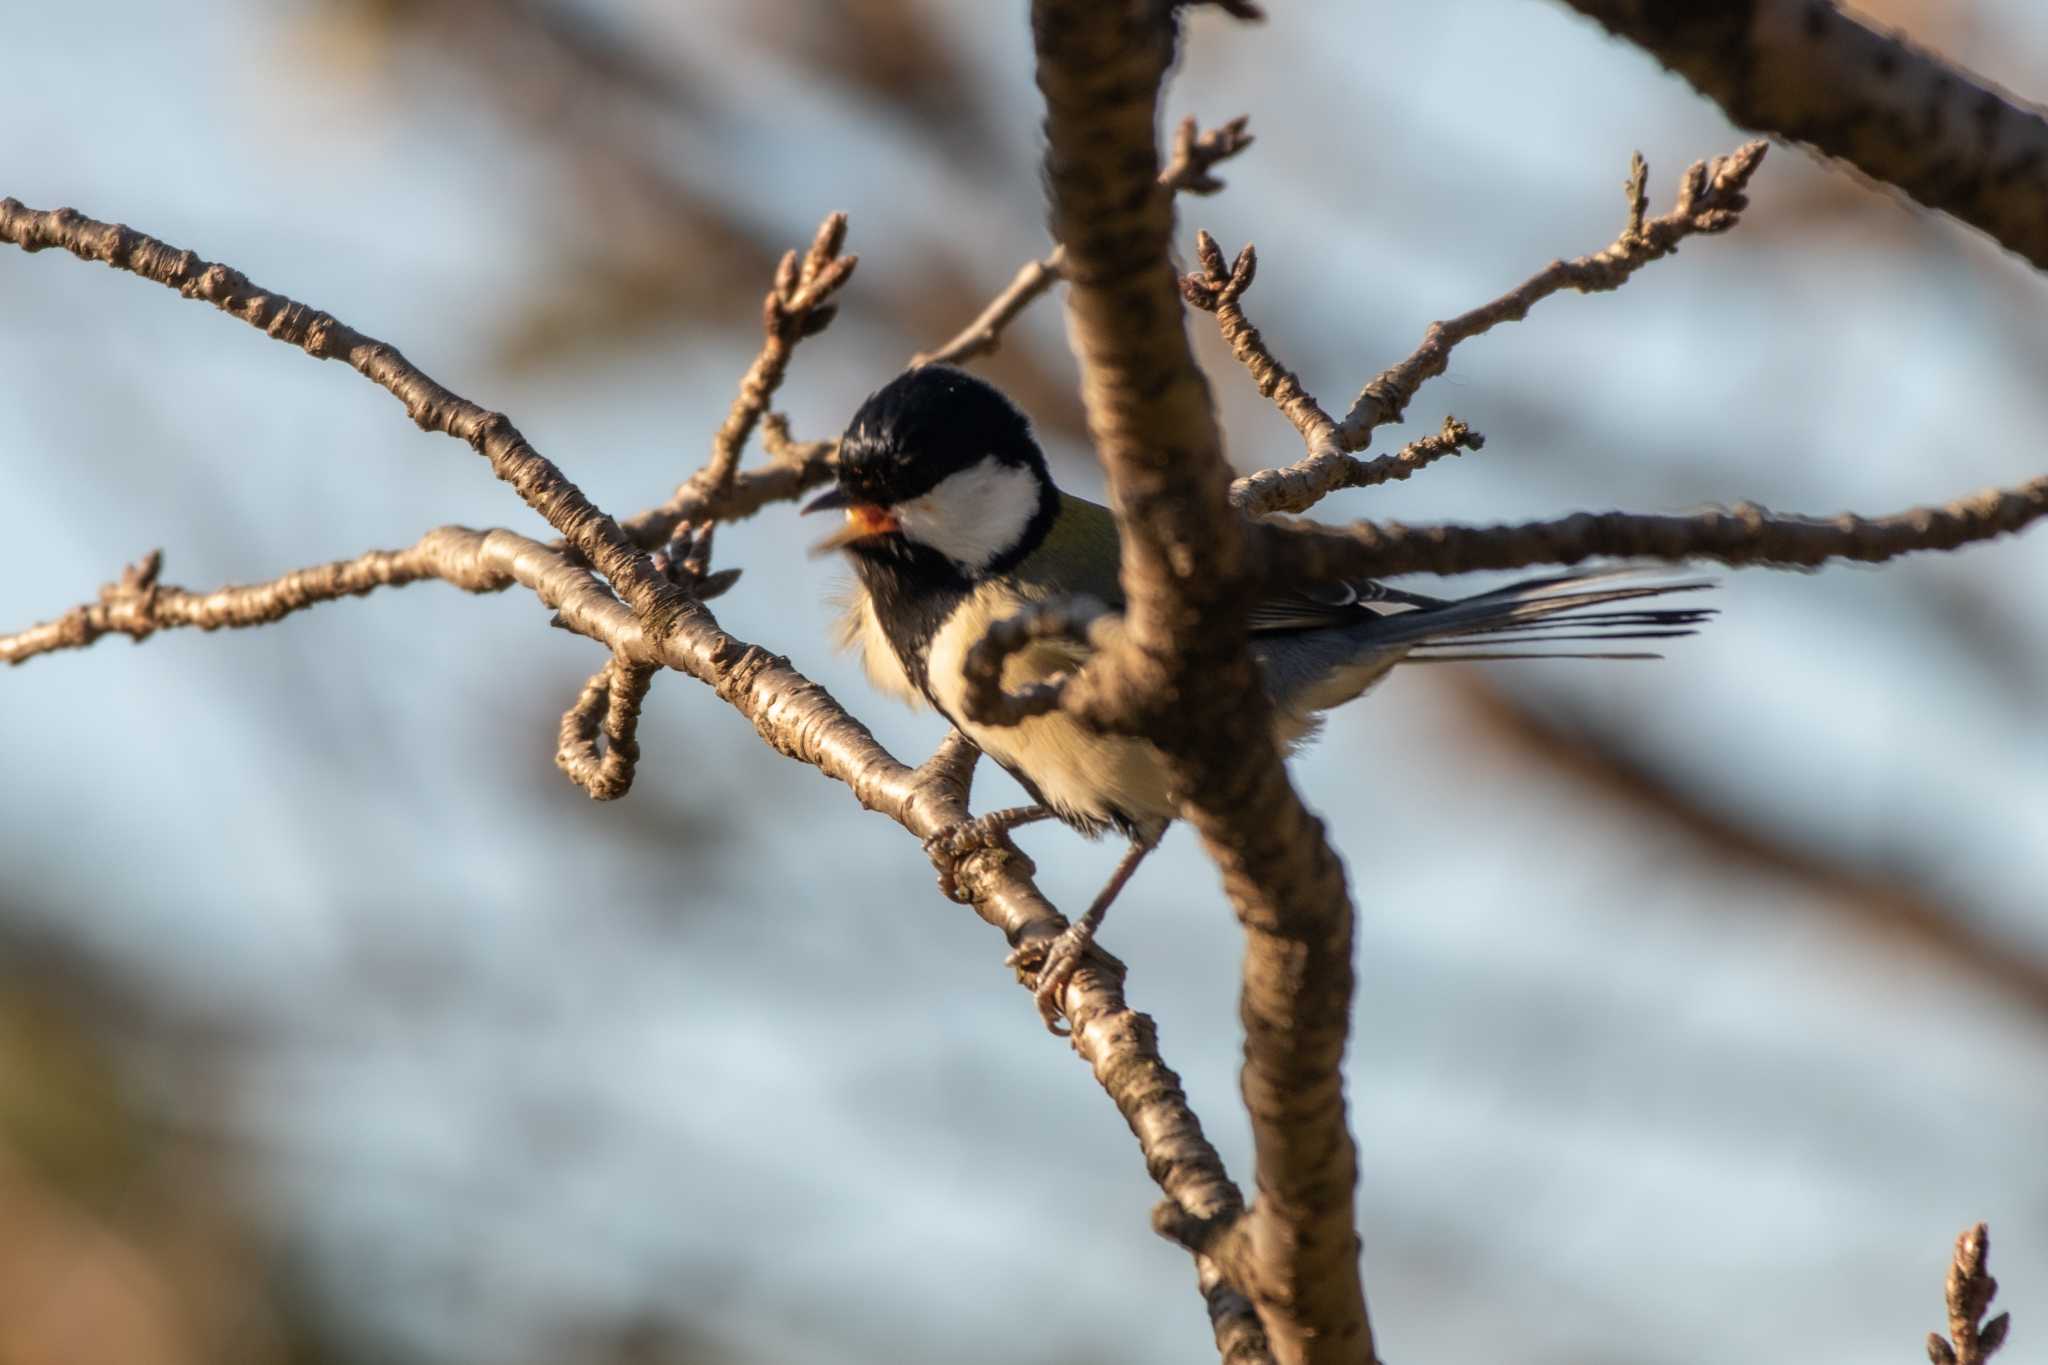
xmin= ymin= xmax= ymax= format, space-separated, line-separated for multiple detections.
xmin=806 ymin=366 xmax=1057 ymax=582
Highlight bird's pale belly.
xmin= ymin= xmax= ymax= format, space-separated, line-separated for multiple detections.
xmin=842 ymin=579 xmax=1365 ymax=839
xmin=920 ymin=583 xmax=1178 ymax=837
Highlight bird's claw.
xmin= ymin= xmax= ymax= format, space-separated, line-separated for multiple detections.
xmin=1006 ymin=921 xmax=1099 ymax=1035
xmin=921 ymin=809 xmax=1041 ymax=903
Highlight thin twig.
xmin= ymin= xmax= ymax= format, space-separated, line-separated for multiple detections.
xmin=1927 ymin=1223 xmax=2011 ymax=1365
xmin=554 ymin=523 xmax=737 ymax=800
xmin=911 ymin=115 xmax=1254 ymax=369
xmin=1334 ymin=142 xmax=1767 ymax=450
xmin=1332 ymin=416 xmax=1485 ymax=493
xmin=617 ymin=438 xmax=835 ymax=549
xmin=0 ymin=543 xmax=472 ymax=667
xmin=1213 ymin=145 xmax=1757 ymax=517
xmin=911 ymin=249 xmax=1065 ymax=369
xmin=556 ymin=657 xmax=656 ymax=800
xmin=1180 ymin=232 xmax=1337 ymax=452
xmin=677 ymin=212 xmax=855 ymax=566
xmin=1181 ymin=241 xmax=1486 ymax=513
xmin=1158 ymin=114 xmax=1256 ymax=195
xmin=757 ymin=410 xmax=836 ymax=468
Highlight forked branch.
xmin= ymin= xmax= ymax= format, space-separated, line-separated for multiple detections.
xmin=0 ymin=198 xmax=683 ymax=626
xmin=1218 ymin=142 xmax=1766 ymax=517
xmin=1334 ymin=141 xmax=1767 ymax=447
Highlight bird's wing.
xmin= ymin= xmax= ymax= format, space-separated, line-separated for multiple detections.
xmin=1245 ymin=577 xmax=1447 ymax=633
xmin=1007 ymin=492 xmax=1129 ymax=604
xmin=1011 ymin=491 xmax=1450 ymax=630
xmin=1002 ymin=496 xmax=1710 ymax=662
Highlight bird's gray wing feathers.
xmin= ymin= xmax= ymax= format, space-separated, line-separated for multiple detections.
xmin=1246 ymin=576 xmax=1446 ymax=632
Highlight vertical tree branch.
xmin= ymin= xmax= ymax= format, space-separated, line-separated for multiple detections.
xmin=1029 ymin=6 xmax=1373 ymax=1361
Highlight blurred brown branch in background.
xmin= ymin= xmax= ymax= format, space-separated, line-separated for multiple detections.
xmin=1453 ymin=677 xmax=2048 ymax=1016
xmin=0 ymin=935 xmax=328 ymax=1365
xmin=1562 ymin=0 xmax=2048 ymax=269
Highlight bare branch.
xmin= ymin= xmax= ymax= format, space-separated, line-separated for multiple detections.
xmin=1180 ymin=233 xmax=1337 ymax=453
xmin=910 ymin=249 xmax=1064 ymax=369
xmin=0 ymin=449 xmax=1254 ymax=1364
xmin=556 ymin=658 xmax=655 ymax=801
xmin=617 ymin=432 xmax=835 ymax=549
xmin=1180 ymin=235 xmax=1486 ymax=515
xmin=1257 ymin=474 xmax=2048 ymax=582
xmin=1031 ymin=5 xmax=1371 ymax=1360
xmin=1232 ymin=415 xmax=1484 ymax=517
xmin=1927 ymin=1223 xmax=2011 ymax=1365
xmin=1334 ymin=141 xmax=1766 ymax=449
xmin=758 ymin=410 xmax=836 ymax=468
xmin=1213 ymin=144 xmax=1760 ymax=518
xmin=571 ymin=214 xmax=853 ymax=770
xmin=1456 ymin=677 xmax=2048 ymax=1016
xmin=1333 ymin=417 xmax=1485 ymax=492
xmin=672 ymin=212 xmax=856 ymax=562
xmin=0 ymin=541 xmax=481 ymax=667
xmin=911 ymin=115 xmax=1254 ymax=369
xmin=1159 ymin=114 xmax=1256 ymax=195
xmin=1559 ymin=0 xmax=2048 ymax=271
xmin=0 ymin=198 xmax=683 ymax=625
xmin=555 ymin=524 xmax=739 ymax=801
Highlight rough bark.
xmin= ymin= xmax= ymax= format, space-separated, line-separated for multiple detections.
xmin=1029 ymin=5 xmax=1373 ymax=1361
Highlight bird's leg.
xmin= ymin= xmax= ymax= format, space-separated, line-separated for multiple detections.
xmin=1011 ymin=830 xmax=1160 ymax=1034
xmin=922 ymin=804 xmax=1056 ymax=902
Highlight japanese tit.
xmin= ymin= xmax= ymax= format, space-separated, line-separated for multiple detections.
xmin=807 ymin=365 xmax=1710 ymax=1022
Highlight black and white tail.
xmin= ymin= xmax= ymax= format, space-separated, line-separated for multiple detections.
xmin=1368 ymin=568 xmax=1715 ymax=663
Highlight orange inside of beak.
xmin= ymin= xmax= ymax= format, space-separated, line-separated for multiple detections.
xmin=846 ymin=504 xmax=900 ymax=538
xmin=807 ymin=503 xmax=902 ymax=557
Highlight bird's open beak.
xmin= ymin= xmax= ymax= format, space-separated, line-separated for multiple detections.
xmin=804 ymin=488 xmax=901 ymax=557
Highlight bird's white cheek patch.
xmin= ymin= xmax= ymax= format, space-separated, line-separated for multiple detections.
xmin=895 ymin=460 xmax=1043 ymax=570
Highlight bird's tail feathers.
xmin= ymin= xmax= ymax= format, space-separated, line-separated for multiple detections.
xmin=1372 ymin=568 xmax=1715 ymax=663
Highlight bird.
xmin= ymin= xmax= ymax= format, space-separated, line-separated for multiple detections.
xmin=807 ymin=365 xmax=1712 ymax=1027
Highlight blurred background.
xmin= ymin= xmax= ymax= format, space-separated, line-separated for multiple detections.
xmin=4 ymin=2 xmax=2046 ymax=1361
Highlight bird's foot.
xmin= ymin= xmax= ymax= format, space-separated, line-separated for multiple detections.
xmin=921 ymin=805 xmax=1052 ymax=903
xmin=1005 ymin=919 xmax=1102 ymax=1036
xmin=1006 ymin=830 xmax=1160 ymax=1034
